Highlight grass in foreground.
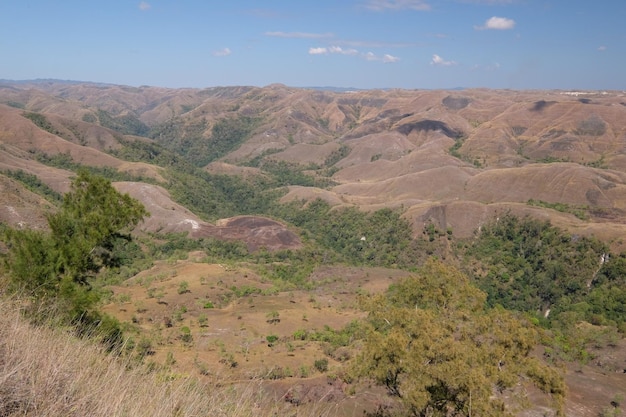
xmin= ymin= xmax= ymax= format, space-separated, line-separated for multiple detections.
xmin=0 ymin=298 xmax=335 ymax=417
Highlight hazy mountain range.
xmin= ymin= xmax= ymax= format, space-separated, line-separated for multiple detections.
xmin=2 ymin=80 xmax=626 ymax=251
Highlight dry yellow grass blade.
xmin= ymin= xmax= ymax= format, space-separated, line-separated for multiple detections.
xmin=0 ymin=298 xmax=336 ymax=417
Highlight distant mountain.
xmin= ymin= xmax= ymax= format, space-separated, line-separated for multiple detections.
xmin=1 ymin=80 xmax=626 ymax=251
xmin=0 ymin=78 xmax=113 ymax=86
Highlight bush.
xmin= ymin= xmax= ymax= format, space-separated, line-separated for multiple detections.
xmin=177 ymin=281 xmax=190 ymax=294
xmin=180 ymin=327 xmax=193 ymax=344
xmin=292 ymin=329 xmax=308 ymax=340
xmin=266 ymin=335 xmax=279 ymax=346
xmin=314 ymin=358 xmax=329 ymax=373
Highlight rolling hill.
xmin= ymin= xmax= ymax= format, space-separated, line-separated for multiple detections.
xmin=1 ymin=80 xmax=626 ymax=416
xmin=2 ymin=81 xmax=626 ymax=250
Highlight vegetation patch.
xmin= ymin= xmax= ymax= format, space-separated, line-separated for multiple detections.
xmin=527 ymin=198 xmax=589 ymax=220
xmin=354 ymin=259 xmax=565 ymax=416
xmin=2 ymin=169 xmax=62 ymax=203
xmin=97 ymin=109 xmax=149 ymax=136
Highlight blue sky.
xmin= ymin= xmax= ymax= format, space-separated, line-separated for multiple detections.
xmin=1 ymin=0 xmax=624 ymax=90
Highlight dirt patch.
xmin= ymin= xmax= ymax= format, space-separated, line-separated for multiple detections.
xmin=203 ymin=216 xmax=301 ymax=251
xmin=114 ymin=183 xmax=301 ymax=251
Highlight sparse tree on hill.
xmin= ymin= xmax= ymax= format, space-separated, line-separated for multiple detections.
xmin=354 ymin=258 xmax=565 ymax=417
xmin=3 ymin=170 xmax=148 ymax=323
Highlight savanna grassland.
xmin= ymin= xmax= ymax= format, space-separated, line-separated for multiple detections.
xmin=1 ymin=81 xmax=625 ymax=416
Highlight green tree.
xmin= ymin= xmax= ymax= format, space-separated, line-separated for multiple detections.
xmin=4 ymin=170 xmax=148 ymax=323
xmin=2 ymin=228 xmax=58 ymax=299
xmin=466 ymin=213 xmax=606 ymax=315
xmin=47 ymin=170 xmax=148 ymax=284
xmin=354 ymin=259 xmax=565 ymax=417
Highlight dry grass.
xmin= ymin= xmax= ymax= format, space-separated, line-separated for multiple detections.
xmin=0 ymin=298 xmax=336 ymax=417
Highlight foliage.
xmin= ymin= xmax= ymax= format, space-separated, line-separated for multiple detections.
xmin=308 ymin=321 xmax=363 ymax=348
xmin=109 ymin=137 xmax=186 ymax=167
xmin=3 ymin=227 xmax=58 ymax=299
xmin=256 ymin=257 xmax=315 ymax=288
xmin=177 ymin=281 xmax=189 ymax=294
xmin=151 ymin=115 xmax=259 ymax=167
xmin=324 ymin=144 xmax=351 ymax=167
xmin=314 ymin=358 xmax=329 ymax=373
xmin=3 ymin=171 xmax=148 ymax=336
xmin=2 ymin=169 xmax=63 ymax=203
xmin=354 ymin=259 xmax=565 ymax=417
xmin=146 ymin=233 xmax=249 ymax=261
xmin=33 ymin=151 xmax=153 ymax=183
xmin=6 ymin=100 xmax=25 ymax=109
xmin=527 ymin=199 xmax=588 ymax=220
xmin=96 ymin=109 xmax=149 ymax=136
xmin=272 ymin=199 xmax=418 ymax=268
xmin=229 ymin=285 xmax=262 ymax=297
xmin=111 ymin=137 xmax=282 ymax=221
xmin=463 ymin=213 xmax=626 ymax=366
xmin=47 ymin=170 xmax=148 ymax=282
xmin=265 ymin=310 xmax=280 ymax=324
xmin=164 ymin=168 xmax=280 ymax=221
xmin=23 ymin=112 xmax=59 ymax=135
xmin=465 ymin=213 xmax=608 ymax=321
xmin=261 ymin=159 xmax=334 ymax=188
xmin=448 ymin=137 xmax=464 ymax=159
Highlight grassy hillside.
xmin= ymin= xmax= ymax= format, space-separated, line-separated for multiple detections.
xmin=1 ymin=81 xmax=626 ymax=416
xmin=0 ymin=299 xmax=338 ymax=417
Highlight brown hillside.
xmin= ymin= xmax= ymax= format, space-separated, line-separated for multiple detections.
xmin=114 ymin=182 xmax=301 ymax=251
xmin=2 ymin=82 xmax=626 ymax=250
xmin=2 ymin=81 xmax=626 ymax=416
xmin=0 ymin=176 xmax=51 ymax=229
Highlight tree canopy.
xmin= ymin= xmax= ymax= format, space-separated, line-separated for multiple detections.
xmin=354 ymin=259 xmax=565 ymax=417
xmin=4 ymin=170 xmax=148 ymax=320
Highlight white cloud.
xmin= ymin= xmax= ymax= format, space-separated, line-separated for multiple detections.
xmin=431 ymin=54 xmax=457 ymax=66
xmin=138 ymin=1 xmax=151 ymax=11
xmin=364 ymin=0 xmax=431 ymax=11
xmin=309 ymin=47 xmax=399 ymax=63
xmin=329 ymin=46 xmax=358 ymax=55
xmin=266 ymin=31 xmax=333 ymax=39
xmin=598 ymin=45 xmax=607 ymax=51
xmin=362 ymin=52 xmax=400 ymax=62
xmin=213 ymin=48 xmax=231 ymax=57
xmin=382 ymin=54 xmax=400 ymax=63
xmin=475 ymin=16 xmax=516 ymax=30
xmin=308 ymin=47 xmax=328 ymax=55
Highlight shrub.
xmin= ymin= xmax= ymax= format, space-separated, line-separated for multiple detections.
xmin=177 ymin=281 xmax=190 ymax=294
xmin=292 ymin=329 xmax=308 ymax=340
xmin=314 ymin=358 xmax=329 ymax=373
xmin=180 ymin=327 xmax=193 ymax=344
xmin=266 ymin=335 xmax=279 ymax=346
xmin=266 ymin=310 xmax=280 ymax=324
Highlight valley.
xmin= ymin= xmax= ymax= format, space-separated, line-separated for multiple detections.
xmin=1 ymin=80 xmax=625 ymax=416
